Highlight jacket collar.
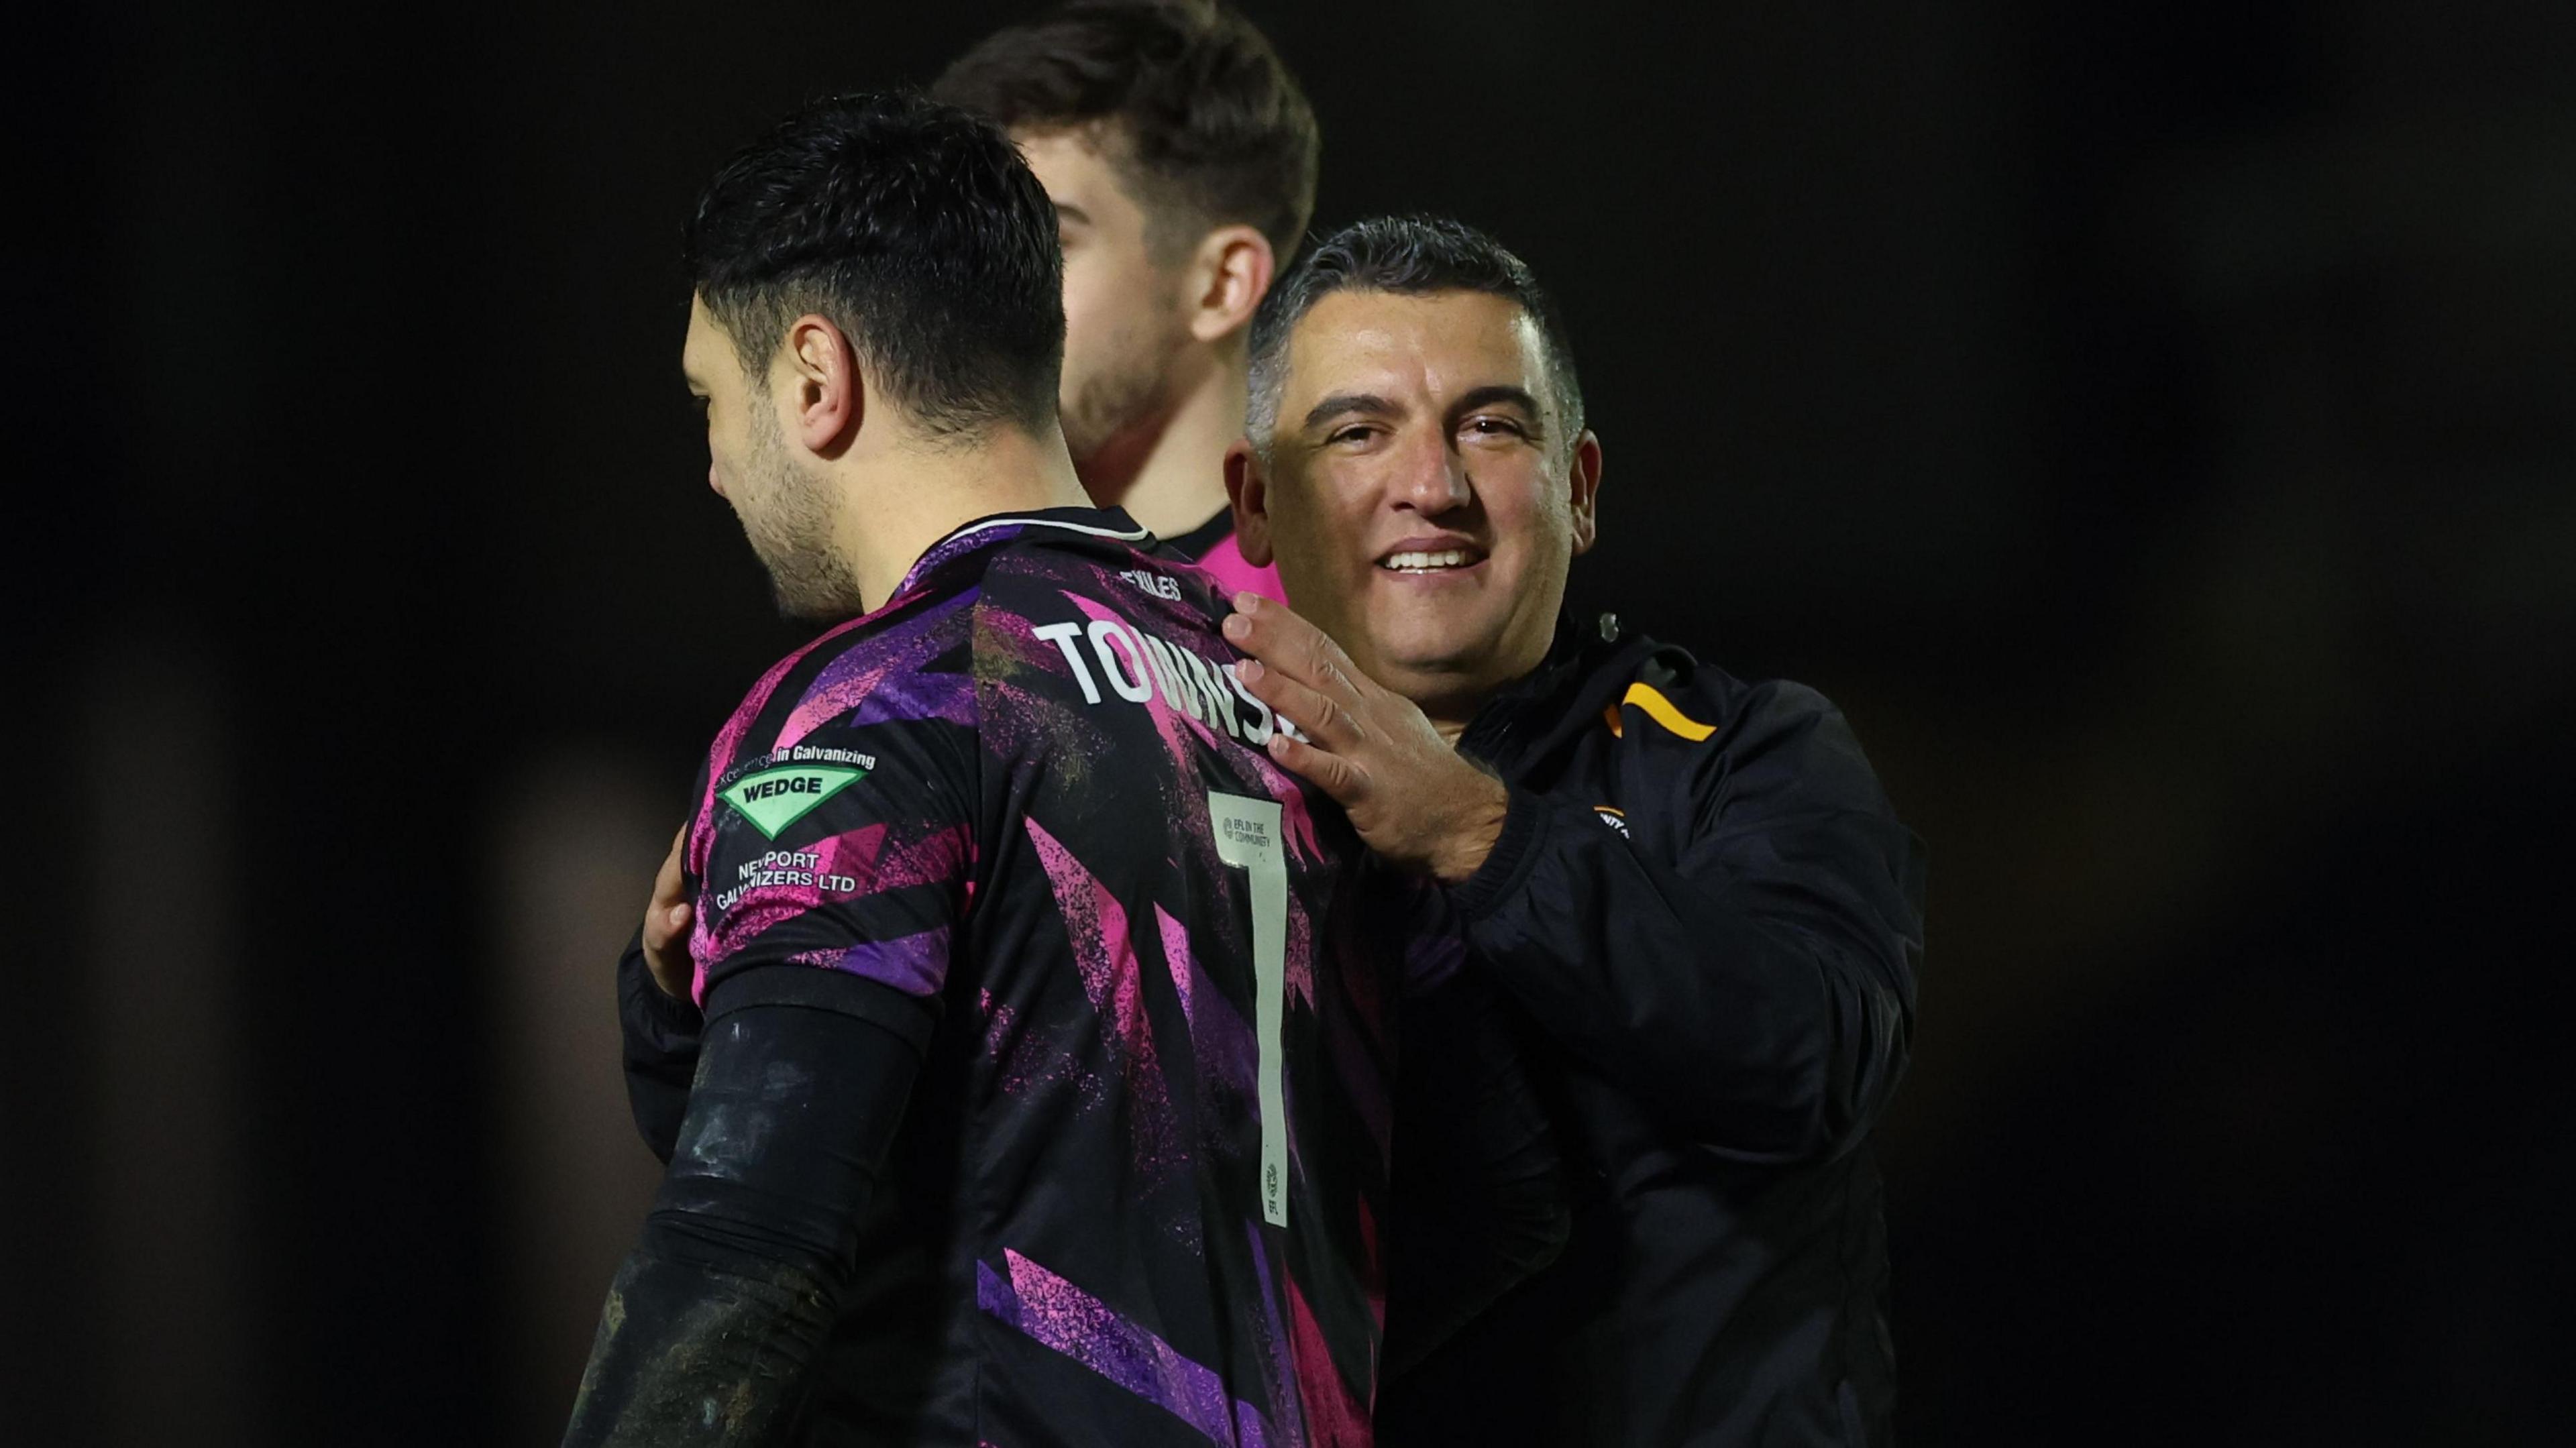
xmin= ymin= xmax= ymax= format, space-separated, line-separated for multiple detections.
xmin=1459 ymin=608 xmax=1678 ymax=774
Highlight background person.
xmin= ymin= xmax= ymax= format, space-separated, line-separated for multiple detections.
xmin=1224 ymin=216 xmax=1929 ymax=1445
xmin=933 ymin=0 xmax=1315 ymax=602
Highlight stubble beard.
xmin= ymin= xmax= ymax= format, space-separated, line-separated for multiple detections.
xmin=740 ymin=408 xmax=867 ymax=621
xmin=1058 ymin=313 xmax=1185 ymax=470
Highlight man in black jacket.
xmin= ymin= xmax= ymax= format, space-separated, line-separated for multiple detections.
xmin=1221 ymin=216 xmax=1927 ymax=1445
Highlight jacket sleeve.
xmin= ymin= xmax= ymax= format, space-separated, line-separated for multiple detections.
xmin=617 ymin=926 xmax=702 ymax=1164
xmin=1381 ymin=968 xmax=1569 ymax=1381
xmin=1446 ymin=681 xmax=1925 ymax=1165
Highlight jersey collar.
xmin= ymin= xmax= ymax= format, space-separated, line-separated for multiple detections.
xmin=892 ymin=506 xmax=1153 ymax=599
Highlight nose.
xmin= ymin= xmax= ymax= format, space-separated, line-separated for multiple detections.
xmin=1390 ymin=429 xmax=1471 ymax=515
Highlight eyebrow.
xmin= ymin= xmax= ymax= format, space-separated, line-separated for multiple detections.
xmin=1450 ymin=384 xmax=1544 ymax=421
xmin=1299 ymin=391 xmax=1397 ymax=432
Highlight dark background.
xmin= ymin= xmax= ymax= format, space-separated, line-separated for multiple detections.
xmin=9 ymin=1 xmax=2571 ymax=1443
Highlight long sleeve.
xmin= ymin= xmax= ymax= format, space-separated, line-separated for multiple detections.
xmin=616 ymin=926 xmax=702 ymax=1164
xmin=1381 ymin=971 xmax=1569 ymax=1381
xmin=564 ymin=977 xmax=920 ymax=1446
xmin=1448 ymin=682 xmax=1925 ymax=1166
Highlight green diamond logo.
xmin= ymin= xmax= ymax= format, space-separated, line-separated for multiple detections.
xmin=719 ymin=764 xmax=867 ymax=840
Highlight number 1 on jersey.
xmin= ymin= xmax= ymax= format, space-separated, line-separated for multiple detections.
xmin=1208 ymin=791 xmax=1289 ymax=1227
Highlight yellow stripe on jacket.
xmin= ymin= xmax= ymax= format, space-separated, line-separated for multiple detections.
xmin=1621 ymin=683 xmax=1717 ymax=742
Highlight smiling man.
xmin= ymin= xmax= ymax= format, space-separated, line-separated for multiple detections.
xmin=1223 ymin=217 xmax=1929 ymax=1446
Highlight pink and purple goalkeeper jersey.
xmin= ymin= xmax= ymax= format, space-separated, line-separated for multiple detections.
xmin=680 ymin=507 xmax=1446 ymax=1447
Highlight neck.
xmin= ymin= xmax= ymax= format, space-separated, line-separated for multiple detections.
xmin=1379 ymin=629 xmax=1558 ymax=750
xmin=1077 ymin=339 xmax=1246 ymax=539
xmin=837 ymin=422 xmax=1092 ymax=610
xmin=1375 ymin=667 xmax=1497 ymax=748
xmin=1423 ymin=685 xmax=1494 ymax=746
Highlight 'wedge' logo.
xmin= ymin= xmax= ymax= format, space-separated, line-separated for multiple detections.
xmin=720 ymin=765 xmax=867 ymax=840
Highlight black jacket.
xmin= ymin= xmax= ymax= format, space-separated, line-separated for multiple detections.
xmin=1376 ymin=612 xmax=1926 ymax=1447
xmin=621 ymin=606 xmax=1922 ymax=1445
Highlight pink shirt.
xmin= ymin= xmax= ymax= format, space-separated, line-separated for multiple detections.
xmin=1191 ymin=527 xmax=1287 ymax=607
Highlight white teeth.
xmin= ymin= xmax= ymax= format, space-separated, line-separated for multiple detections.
xmin=1381 ymin=549 xmax=1472 ymax=571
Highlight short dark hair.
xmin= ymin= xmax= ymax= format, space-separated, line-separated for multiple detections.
xmin=932 ymin=0 xmax=1320 ymax=263
xmin=683 ymin=91 xmax=1065 ymax=437
xmin=1247 ymin=215 xmax=1587 ymax=454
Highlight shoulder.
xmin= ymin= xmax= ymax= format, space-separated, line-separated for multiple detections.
xmin=978 ymin=526 xmax=1195 ymax=602
xmin=1621 ymin=645 xmax=1898 ymax=830
xmin=704 ymin=582 xmax=984 ymax=788
xmin=686 ymin=585 xmax=985 ymax=896
xmin=972 ymin=529 xmax=1238 ymax=656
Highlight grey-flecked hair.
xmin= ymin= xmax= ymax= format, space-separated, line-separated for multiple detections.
xmin=1244 ymin=215 xmax=1585 ymax=457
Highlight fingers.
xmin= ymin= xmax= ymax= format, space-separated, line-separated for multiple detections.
xmin=1224 ymin=594 xmax=1372 ymax=803
xmin=1237 ymin=657 xmax=1356 ymax=751
xmin=643 ymin=822 xmax=694 ymax=958
xmin=643 ymin=891 xmax=694 ymax=999
xmin=648 ymin=899 xmax=694 ymax=948
xmin=651 ymin=824 xmax=688 ymax=907
xmin=1297 ymin=616 xmax=1358 ymax=695
xmin=1224 ymin=594 xmax=1363 ymax=702
xmin=1265 ymin=728 xmax=1365 ymax=803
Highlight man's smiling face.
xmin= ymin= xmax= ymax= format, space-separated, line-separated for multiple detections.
xmin=1256 ymin=288 xmax=1599 ymax=717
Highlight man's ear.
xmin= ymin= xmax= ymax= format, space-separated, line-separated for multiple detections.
xmin=1187 ymin=225 xmax=1275 ymax=345
xmin=780 ymin=314 xmax=863 ymax=457
xmin=1224 ymin=438 xmax=1275 ymax=567
xmin=1567 ymin=430 xmax=1603 ymax=556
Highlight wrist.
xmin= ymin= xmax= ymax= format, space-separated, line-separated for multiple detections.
xmin=1442 ymin=783 xmax=1547 ymax=920
xmin=1430 ymin=773 xmax=1511 ymax=884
